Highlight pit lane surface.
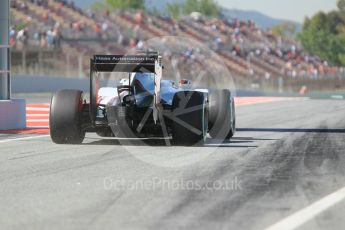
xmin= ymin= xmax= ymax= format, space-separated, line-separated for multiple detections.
xmin=0 ymin=99 xmax=345 ymax=230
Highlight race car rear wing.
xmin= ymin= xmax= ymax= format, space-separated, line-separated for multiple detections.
xmin=89 ymin=53 xmax=163 ymax=124
xmin=91 ymin=55 xmax=157 ymax=73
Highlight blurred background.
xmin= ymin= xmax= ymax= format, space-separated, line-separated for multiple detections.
xmin=9 ymin=0 xmax=345 ymax=96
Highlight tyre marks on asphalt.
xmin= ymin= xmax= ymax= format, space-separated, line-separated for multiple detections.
xmin=259 ymin=127 xmax=345 ymax=230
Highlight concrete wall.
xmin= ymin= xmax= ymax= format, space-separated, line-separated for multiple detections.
xmin=12 ymin=75 xmax=118 ymax=93
xmin=11 ymin=75 xmax=311 ymax=97
xmin=0 ymin=0 xmax=10 ymax=99
xmin=12 ymin=75 xmax=267 ymax=96
xmin=0 ymin=99 xmax=26 ymax=130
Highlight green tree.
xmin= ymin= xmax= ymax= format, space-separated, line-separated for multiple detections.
xmin=183 ymin=0 xmax=198 ymax=15
xmin=299 ymin=27 xmax=345 ymax=64
xmin=270 ymin=22 xmax=296 ymax=38
xmin=182 ymin=0 xmax=220 ymax=17
xmin=94 ymin=0 xmax=145 ymax=10
xmin=338 ymin=0 xmax=345 ymax=12
xmin=299 ymin=6 xmax=345 ymax=66
xmin=199 ymin=0 xmax=220 ymax=17
xmin=166 ymin=3 xmax=181 ymax=19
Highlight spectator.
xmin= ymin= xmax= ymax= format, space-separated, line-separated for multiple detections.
xmin=16 ymin=28 xmax=29 ymax=47
xmin=9 ymin=27 xmax=16 ymax=46
xmin=40 ymin=31 xmax=47 ymax=47
xmin=46 ymin=28 xmax=54 ymax=47
xmin=53 ymin=27 xmax=62 ymax=49
xmin=101 ymin=21 xmax=109 ymax=39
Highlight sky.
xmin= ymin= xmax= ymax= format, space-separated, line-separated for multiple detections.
xmin=216 ymin=0 xmax=338 ymax=22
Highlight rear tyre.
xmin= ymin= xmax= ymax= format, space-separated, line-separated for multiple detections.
xmin=171 ymin=91 xmax=207 ymax=146
xmin=50 ymin=90 xmax=85 ymax=144
xmin=209 ymin=89 xmax=236 ymax=140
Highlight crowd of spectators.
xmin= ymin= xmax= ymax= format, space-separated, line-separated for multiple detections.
xmin=179 ymin=16 xmax=340 ymax=78
xmin=9 ymin=0 xmax=343 ymax=79
xmin=10 ymin=23 xmax=62 ymax=49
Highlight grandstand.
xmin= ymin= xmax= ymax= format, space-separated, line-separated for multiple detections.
xmin=9 ymin=0 xmax=345 ymax=90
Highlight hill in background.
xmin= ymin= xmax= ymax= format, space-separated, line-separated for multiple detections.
xmin=221 ymin=8 xmax=301 ymax=31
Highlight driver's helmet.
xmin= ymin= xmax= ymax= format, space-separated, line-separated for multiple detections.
xmin=179 ymin=79 xmax=192 ymax=89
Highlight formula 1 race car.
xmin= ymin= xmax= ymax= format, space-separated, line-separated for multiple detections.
xmin=49 ymin=52 xmax=236 ymax=145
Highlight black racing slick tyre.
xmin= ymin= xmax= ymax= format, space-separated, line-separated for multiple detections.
xmin=50 ymin=90 xmax=85 ymax=144
xmin=171 ymin=91 xmax=208 ymax=146
xmin=208 ymin=89 xmax=236 ymax=140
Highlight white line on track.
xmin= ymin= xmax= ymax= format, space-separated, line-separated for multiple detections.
xmin=26 ymin=107 xmax=50 ymax=111
xmin=26 ymin=126 xmax=49 ymax=129
xmin=265 ymin=186 xmax=345 ymax=230
xmin=0 ymin=135 xmax=49 ymax=143
xmin=27 ymin=119 xmax=49 ymax=122
xmin=26 ymin=114 xmax=49 ymax=117
xmin=27 ymin=104 xmax=50 ymax=106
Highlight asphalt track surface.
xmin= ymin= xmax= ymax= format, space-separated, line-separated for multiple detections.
xmin=0 ymin=98 xmax=345 ymax=230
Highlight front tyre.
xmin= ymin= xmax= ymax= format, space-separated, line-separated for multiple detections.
xmin=50 ymin=90 xmax=85 ymax=144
